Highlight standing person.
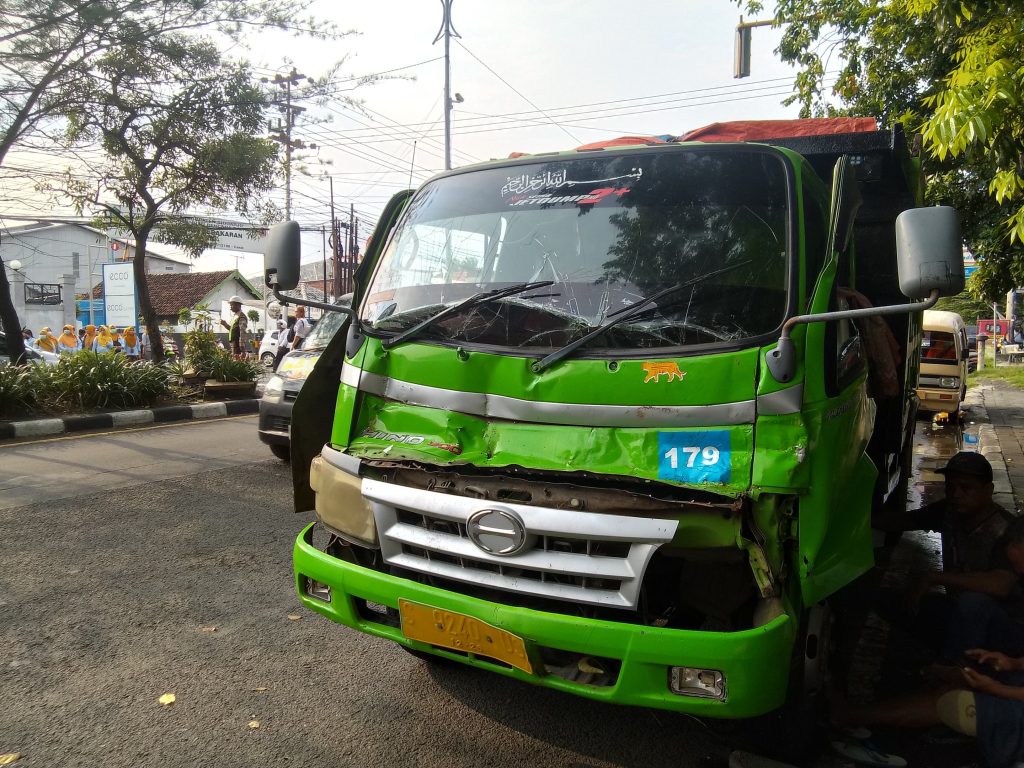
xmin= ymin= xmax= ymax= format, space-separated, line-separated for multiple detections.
xmin=121 ymin=327 xmax=142 ymax=360
xmin=82 ymin=324 xmax=96 ymax=351
xmin=92 ymin=325 xmax=115 ymax=353
xmin=21 ymin=327 xmax=33 ymax=344
xmin=34 ymin=327 xmax=58 ymax=353
xmin=219 ymin=295 xmax=248 ymax=358
xmin=273 ymin=315 xmax=296 ymax=371
xmin=291 ymin=305 xmax=309 ymax=350
xmin=57 ymin=324 xmax=80 ymax=354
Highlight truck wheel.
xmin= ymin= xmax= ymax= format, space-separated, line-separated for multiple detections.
xmin=764 ymin=602 xmax=833 ymax=765
xmin=270 ymin=444 xmax=290 ymax=462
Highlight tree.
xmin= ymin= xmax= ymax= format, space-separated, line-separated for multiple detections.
xmin=739 ymin=0 xmax=1024 ymax=302
xmin=54 ymin=36 xmax=279 ymax=363
xmin=0 ymin=0 xmax=329 ymax=363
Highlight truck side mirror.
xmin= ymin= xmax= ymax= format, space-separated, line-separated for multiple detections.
xmin=895 ymin=206 xmax=965 ymax=299
xmin=264 ymin=221 xmax=301 ymax=291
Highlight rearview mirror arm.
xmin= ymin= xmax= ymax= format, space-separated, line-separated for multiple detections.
xmin=271 ymin=288 xmax=357 ymax=324
xmin=766 ymin=288 xmax=940 ymax=383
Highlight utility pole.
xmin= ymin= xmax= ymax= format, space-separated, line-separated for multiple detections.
xmin=433 ymin=0 xmax=460 ymax=170
xmin=321 ymin=225 xmax=327 ymax=303
xmin=264 ymin=68 xmax=316 ymax=219
xmin=349 ymin=203 xmax=355 ymax=284
xmin=330 ymin=176 xmax=342 ymax=301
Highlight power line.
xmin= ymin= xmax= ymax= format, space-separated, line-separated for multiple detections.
xmin=453 ymin=38 xmax=581 ymax=144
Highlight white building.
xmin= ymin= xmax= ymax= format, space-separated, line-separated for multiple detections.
xmin=1 ymin=219 xmax=190 ymax=333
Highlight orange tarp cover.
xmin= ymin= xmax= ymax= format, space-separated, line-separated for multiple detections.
xmin=678 ymin=118 xmax=878 ymax=142
xmin=574 ymin=136 xmax=668 ymax=151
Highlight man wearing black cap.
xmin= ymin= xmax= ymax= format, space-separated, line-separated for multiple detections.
xmin=879 ymin=451 xmax=1021 ymax=657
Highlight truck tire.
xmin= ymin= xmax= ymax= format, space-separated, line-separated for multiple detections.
xmin=270 ymin=444 xmax=290 ymax=462
xmin=763 ymin=602 xmax=833 ymax=765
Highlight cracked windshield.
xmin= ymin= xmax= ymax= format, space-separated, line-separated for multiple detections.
xmin=361 ymin=149 xmax=791 ymax=353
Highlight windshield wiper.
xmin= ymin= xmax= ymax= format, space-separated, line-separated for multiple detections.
xmin=531 ymin=260 xmax=752 ymax=373
xmin=380 ymin=281 xmax=555 ymax=350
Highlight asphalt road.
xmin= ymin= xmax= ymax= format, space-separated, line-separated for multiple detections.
xmin=0 ymin=415 xmax=975 ymax=768
xmin=0 ymin=419 xmax=728 ymax=768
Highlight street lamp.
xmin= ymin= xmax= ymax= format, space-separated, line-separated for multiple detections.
xmin=8 ymin=259 xmax=22 ymax=271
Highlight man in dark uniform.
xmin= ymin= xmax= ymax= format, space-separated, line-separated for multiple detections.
xmin=219 ymin=295 xmax=248 ymax=358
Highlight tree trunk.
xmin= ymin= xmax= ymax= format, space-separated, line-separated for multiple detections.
xmin=132 ymin=225 xmax=164 ymax=364
xmin=0 ymin=250 xmax=27 ymax=365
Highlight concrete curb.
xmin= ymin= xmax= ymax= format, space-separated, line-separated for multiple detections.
xmin=964 ymin=384 xmax=1016 ymax=511
xmin=0 ymin=399 xmax=259 ymax=441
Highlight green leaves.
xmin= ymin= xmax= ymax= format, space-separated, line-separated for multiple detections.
xmin=0 ymin=351 xmax=171 ymax=417
xmin=746 ymin=0 xmax=1024 ymax=294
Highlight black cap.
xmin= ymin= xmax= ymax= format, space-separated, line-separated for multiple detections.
xmin=937 ymin=452 xmax=993 ymax=482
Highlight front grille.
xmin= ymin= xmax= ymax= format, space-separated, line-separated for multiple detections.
xmin=264 ymin=415 xmax=290 ymax=432
xmin=363 ymin=478 xmax=677 ymax=609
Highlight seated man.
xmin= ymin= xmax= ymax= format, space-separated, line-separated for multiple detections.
xmin=875 ymin=452 xmax=1020 ymax=659
xmin=834 ymin=525 xmax=1024 ymax=768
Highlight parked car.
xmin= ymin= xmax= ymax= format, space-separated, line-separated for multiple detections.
xmin=0 ymin=331 xmax=58 ymax=365
xmin=258 ymin=329 xmax=280 ymax=367
xmin=258 ymin=298 xmax=350 ymax=461
xmin=966 ymin=324 xmax=978 ymax=372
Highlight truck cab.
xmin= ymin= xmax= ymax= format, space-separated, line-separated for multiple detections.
xmin=270 ymin=120 xmax=964 ymax=745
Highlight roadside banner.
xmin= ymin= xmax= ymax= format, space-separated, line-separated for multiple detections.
xmin=102 ymin=262 xmax=138 ymax=330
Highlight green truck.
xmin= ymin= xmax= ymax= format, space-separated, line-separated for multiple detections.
xmin=266 ymin=119 xmax=964 ymax=741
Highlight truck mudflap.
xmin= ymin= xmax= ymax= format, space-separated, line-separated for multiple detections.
xmin=294 ymin=523 xmax=797 ymax=718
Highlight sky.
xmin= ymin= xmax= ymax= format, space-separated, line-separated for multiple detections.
xmin=2 ymin=1 xmax=808 ymax=276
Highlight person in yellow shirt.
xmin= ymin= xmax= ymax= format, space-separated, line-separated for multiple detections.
xmin=121 ymin=327 xmax=142 ymax=359
xmin=92 ymin=325 xmax=115 ymax=353
xmin=83 ymin=324 xmax=96 ymax=350
xmin=57 ymin=324 xmax=80 ymax=354
xmin=34 ymin=327 xmax=58 ymax=353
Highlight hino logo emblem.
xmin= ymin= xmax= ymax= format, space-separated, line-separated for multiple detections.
xmin=466 ymin=508 xmax=528 ymax=556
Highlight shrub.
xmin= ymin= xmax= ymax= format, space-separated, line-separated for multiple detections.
xmin=41 ymin=351 xmax=171 ymax=411
xmin=0 ymin=363 xmax=39 ymax=418
xmin=180 ymin=303 xmax=219 ymax=373
xmin=207 ymin=350 xmax=263 ymax=382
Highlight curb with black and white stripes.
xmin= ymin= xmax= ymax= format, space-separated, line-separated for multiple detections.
xmin=0 ymin=399 xmax=259 ymax=441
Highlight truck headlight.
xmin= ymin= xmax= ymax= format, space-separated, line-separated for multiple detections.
xmin=310 ymin=452 xmax=376 ymax=547
xmin=940 ymin=377 xmax=959 ymax=388
xmin=264 ymin=375 xmax=284 ymax=398
xmin=669 ymin=666 xmax=726 ymax=700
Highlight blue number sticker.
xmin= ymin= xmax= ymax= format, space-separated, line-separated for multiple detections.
xmin=658 ymin=430 xmax=731 ymax=484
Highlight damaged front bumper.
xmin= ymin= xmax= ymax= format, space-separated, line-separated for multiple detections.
xmin=294 ymin=523 xmax=796 ymax=718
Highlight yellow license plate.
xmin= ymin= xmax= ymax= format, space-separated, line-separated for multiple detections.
xmin=399 ymin=599 xmax=533 ymax=674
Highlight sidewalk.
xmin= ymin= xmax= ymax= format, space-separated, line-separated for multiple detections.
xmin=971 ymin=379 xmax=1024 ymax=511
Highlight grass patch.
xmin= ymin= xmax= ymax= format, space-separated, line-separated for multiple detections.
xmin=970 ymin=365 xmax=1024 ymax=390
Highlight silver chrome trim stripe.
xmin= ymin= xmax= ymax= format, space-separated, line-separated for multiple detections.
xmin=343 ymin=364 xmax=802 ymax=424
xmin=756 ymin=384 xmax=803 ymax=415
xmin=322 ymin=443 xmax=362 ymax=476
xmin=346 ymin=365 xmax=754 ymax=427
xmin=341 ymin=363 xmax=361 ymax=389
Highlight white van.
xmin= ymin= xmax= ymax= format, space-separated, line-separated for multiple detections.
xmin=917 ymin=309 xmax=969 ymax=414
